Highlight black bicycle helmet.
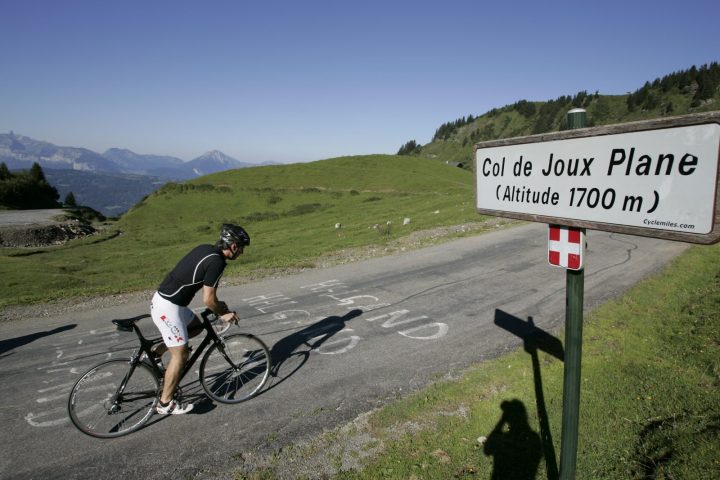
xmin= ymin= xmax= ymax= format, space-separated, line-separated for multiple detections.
xmin=219 ymin=223 xmax=250 ymax=248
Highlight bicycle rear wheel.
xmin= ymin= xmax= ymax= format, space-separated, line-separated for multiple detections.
xmin=68 ymin=359 xmax=159 ymax=438
xmin=199 ymin=333 xmax=271 ymax=404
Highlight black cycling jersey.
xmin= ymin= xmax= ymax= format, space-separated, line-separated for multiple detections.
xmin=157 ymin=244 xmax=226 ymax=306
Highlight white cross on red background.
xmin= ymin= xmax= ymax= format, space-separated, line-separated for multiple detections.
xmin=548 ymin=225 xmax=584 ymax=270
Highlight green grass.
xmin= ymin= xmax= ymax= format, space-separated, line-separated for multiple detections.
xmin=0 ymin=155 xmax=482 ymax=307
xmin=237 ymin=242 xmax=720 ymax=479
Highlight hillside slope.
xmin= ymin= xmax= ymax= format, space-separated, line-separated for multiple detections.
xmin=1 ymin=155 xmax=484 ymax=306
xmin=414 ymin=63 xmax=720 ymax=167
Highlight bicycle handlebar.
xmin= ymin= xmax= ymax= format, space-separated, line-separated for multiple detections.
xmin=200 ymin=308 xmax=216 ymax=322
xmin=200 ymin=308 xmax=237 ymax=321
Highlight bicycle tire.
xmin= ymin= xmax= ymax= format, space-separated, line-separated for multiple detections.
xmin=199 ymin=333 xmax=271 ymax=404
xmin=68 ymin=359 xmax=159 ymax=438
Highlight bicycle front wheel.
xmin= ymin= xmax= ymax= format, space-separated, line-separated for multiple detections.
xmin=199 ymin=333 xmax=271 ymax=404
xmin=68 ymin=359 xmax=159 ymax=438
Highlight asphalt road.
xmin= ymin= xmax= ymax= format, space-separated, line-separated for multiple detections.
xmin=0 ymin=223 xmax=688 ymax=479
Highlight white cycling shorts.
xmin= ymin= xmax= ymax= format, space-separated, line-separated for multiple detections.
xmin=151 ymin=292 xmax=196 ymax=347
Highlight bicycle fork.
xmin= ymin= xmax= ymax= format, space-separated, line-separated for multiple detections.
xmin=215 ymin=340 xmax=241 ymax=371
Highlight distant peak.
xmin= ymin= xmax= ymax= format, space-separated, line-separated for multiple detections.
xmin=193 ymin=150 xmax=239 ymax=165
xmin=201 ymin=150 xmax=226 ymax=159
xmin=105 ymin=147 xmax=134 ymax=154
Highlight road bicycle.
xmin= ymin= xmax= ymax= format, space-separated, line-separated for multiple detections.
xmin=67 ymin=309 xmax=271 ymax=438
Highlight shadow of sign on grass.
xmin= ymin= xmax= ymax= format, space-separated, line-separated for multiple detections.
xmin=493 ymin=310 xmax=564 ymax=480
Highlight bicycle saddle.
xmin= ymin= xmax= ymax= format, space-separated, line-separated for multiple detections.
xmin=112 ymin=314 xmax=151 ymax=332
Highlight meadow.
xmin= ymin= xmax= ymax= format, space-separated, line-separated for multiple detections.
xmin=1 ymin=155 xmax=483 ymax=306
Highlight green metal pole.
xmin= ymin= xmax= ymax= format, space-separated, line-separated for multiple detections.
xmin=559 ymin=108 xmax=586 ymax=480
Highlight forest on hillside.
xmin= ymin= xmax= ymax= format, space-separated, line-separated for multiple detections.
xmin=399 ymin=62 xmax=720 ymax=166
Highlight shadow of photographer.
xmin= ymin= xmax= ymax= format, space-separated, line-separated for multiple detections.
xmin=492 ymin=309 xmax=564 ymax=480
xmin=484 ymin=399 xmax=542 ymax=480
xmin=267 ymin=309 xmax=363 ymax=390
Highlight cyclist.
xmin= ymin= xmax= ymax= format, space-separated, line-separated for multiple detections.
xmin=150 ymin=223 xmax=250 ymax=414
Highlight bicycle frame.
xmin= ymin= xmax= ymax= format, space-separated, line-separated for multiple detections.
xmin=107 ymin=359 xmax=144 ymax=414
xmin=177 ymin=320 xmax=223 ymax=380
xmin=122 ymin=310 xmax=232 ymax=385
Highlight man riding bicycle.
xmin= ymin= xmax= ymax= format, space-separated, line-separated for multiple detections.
xmin=150 ymin=223 xmax=250 ymax=414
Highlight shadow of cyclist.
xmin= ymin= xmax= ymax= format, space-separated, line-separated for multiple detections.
xmin=0 ymin=324 xmax=76 ymax=359
xmin=268 ymin=309 xmax=362 ymax=385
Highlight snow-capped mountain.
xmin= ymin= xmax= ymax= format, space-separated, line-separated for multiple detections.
xmin=185 ymin=150 xmax=248 ymax=177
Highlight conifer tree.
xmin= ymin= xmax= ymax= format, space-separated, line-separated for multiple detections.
xmin=397 ymin=140 xmax=421 ymax=155
xmin=65 ymin=192 xmax=77 ymax=207
xmin=0 ymin=162 xmax=10 ymax=180
xmin=30 ymin=162 xmax=46 ymax=182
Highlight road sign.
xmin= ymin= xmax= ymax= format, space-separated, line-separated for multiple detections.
xmin=475 ymin=112 xmax=720 ymax=244
xmin=548 ymin=225 xmax=584 ymax=270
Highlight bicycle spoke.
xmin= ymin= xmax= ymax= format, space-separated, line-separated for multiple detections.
xmin=215 ymin=371 xmax=237 ymax=399
xmin=78 ymin=401 xmax=112 ymax=432
xmin=68 ymin=360 xmax=159 ymax=438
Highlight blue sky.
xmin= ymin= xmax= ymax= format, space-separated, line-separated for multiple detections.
xmin=1 ymin=0 xmax=718 ymax=164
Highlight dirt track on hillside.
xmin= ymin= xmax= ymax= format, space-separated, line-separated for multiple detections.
xmin=0 ymin=209 xmax=97 ymax=248
xmin=0 ymin=209 xmax=68 ymax=226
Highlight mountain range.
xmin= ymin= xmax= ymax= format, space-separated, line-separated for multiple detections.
xmin=0 ymin=133 xmax=262 ymax=180
xmin=0 ymin=133 xmax=272 ymax=216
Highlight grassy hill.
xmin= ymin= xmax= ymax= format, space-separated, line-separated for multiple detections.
xmin=1 ymin=155 xmax=483 ymax=307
